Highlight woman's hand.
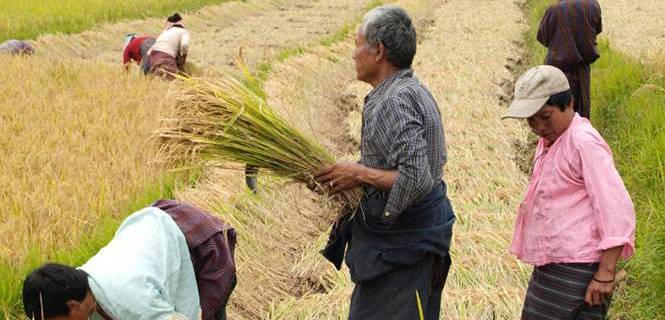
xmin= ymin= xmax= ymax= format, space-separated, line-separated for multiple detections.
xmin=584 ymin=270 xmax=615 ymax=306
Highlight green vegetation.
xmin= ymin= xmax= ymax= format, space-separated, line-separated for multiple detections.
xmin=0 ymin=0 xmax=228 ymax=42
xmin=526 ymin=0 xmax=665 ymax=318
xmin=590 ymin=44 xmax=665 ymax=319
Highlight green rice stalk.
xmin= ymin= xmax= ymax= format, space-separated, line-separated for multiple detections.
xmin=416 ymin=290 xmax=424 ymax=320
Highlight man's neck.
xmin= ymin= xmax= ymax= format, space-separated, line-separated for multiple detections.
xmin=369 ymin=64 xmax=401 ymax=88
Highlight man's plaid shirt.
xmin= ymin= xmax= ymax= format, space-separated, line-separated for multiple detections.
xmin=361 ymin=68 xmax=447 ymax=218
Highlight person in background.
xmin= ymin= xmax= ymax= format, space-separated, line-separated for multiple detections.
xmin=502 ymin=65 xmax=635 ymax=320
xmin=0 ymin=39 xmax=34 ymax=55
xmin=245 ymin=165 xmax=259 ymax=194
xmin=537 ymin=0 xmax=602 ymax=119
xmin=148 ymin=13 xmax=190 ymax=80
xmin=122 ymin=33 xmax=156 ymax=74
xmin=22 ymin=200 xmax=236 ymax=320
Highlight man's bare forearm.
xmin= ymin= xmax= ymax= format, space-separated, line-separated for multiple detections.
xmin=357 ymin=165 xmax=398 ymax=191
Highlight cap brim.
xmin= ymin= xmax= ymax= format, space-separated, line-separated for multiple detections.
xmin=501 ymin=96 xmax=549 ymax=119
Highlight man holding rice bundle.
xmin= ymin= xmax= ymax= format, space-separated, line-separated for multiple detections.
xmin=502 ymin=65 xmax=635 ymax=319
xmin=315 ymin=5 xmax=455 ymax=320
xmin=22 ymin=200 xmax=236 ymax=320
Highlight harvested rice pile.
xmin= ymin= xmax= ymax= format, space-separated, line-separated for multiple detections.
xmin=599 ymin=0 xmax=665 ymax=62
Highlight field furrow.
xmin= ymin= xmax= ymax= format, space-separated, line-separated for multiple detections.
xmin=414 ymin=0 xmax=531 ymax=318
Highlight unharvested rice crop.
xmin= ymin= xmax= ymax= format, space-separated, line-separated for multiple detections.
xmin=0 ymin=55 xmax=175 ymax=317
xmin=0 ymin=55 xmax=173 ymax=265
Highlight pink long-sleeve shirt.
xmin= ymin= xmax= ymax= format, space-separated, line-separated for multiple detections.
xmin=510 ymin=114 xmax=636 ymax=266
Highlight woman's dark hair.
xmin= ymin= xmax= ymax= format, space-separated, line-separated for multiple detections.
xmin=23 ymin=263 xmax=90 ymax=319
xmin=546 ymin=90 xmax=573 ymax=111
xmin=167 ymin=13 xmax=182 ymax=23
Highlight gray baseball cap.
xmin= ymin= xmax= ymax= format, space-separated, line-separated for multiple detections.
xmin=502 ymin=65 xmax=570 ymax=119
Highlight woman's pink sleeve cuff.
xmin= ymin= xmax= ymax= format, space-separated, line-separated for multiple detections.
xmin=599 ymin=237 xmax=634 ymax=259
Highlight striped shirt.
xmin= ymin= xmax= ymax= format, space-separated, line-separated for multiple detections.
xmin=537 ymin=0 xmax=603 ymax=70
xmin=360 ymin=68 xmax=446 ymax=217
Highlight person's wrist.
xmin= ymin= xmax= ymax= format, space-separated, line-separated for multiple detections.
xmin=594 ymin=269 xmax=616 ymax=282
xmin=355 ymin=164 xmax=368 ymax=185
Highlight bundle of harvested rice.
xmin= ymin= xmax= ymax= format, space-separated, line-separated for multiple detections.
xmin=157 ymin=61 xmax=362 ymax=217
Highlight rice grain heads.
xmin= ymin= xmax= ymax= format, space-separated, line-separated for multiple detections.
xmin=157 ymin=65 xmax=362 ymax=219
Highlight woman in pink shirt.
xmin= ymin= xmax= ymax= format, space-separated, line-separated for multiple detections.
xmin=503 ymin=65 xmax=635 ymax=320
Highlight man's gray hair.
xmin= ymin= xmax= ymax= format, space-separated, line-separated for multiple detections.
xmin=359 ymin=5 xmax=416 ymax=69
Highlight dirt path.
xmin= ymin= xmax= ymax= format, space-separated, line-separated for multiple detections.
xmin=599 ymin=0 xmax=665 ymax=62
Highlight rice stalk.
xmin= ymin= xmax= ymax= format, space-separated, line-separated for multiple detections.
xmin=156 ymin=60 xmax=363 ymax=218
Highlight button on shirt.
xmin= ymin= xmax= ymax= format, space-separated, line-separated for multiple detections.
xmin=360 ymin=69 xmax=447 ymax=217
xmin=510 ymin=114 xmax=636 ymax=266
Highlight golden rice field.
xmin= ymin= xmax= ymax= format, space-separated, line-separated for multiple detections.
xmin=2 ymin=0 xmax=662 ymax=318
xmin=0 ymin=57 xmax=172 ymax=264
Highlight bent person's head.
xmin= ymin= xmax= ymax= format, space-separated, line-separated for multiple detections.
xmin=353 ymin=6 xmax=416 ymax=84
xmin=167 ymin=13 xmax=182 ymax=23
xmin=23 ymin=263 xmax=96 ymax=320
xmin=123 ymin=33 xmax=137 ymax=51
xmin=502 ymin=65 xmax=575 ymax=144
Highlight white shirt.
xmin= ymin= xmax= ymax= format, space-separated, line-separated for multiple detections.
xmin=150 ymin=27 xmax=190 ymax=58
xmin=80 ymin=207 xmax=200 ymax=320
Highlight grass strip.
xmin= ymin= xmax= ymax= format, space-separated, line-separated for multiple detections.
xmin=525 ymin=1 xmax=665 ymax=318
xmin=0 ymin=0 xmax=230 ymax=43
